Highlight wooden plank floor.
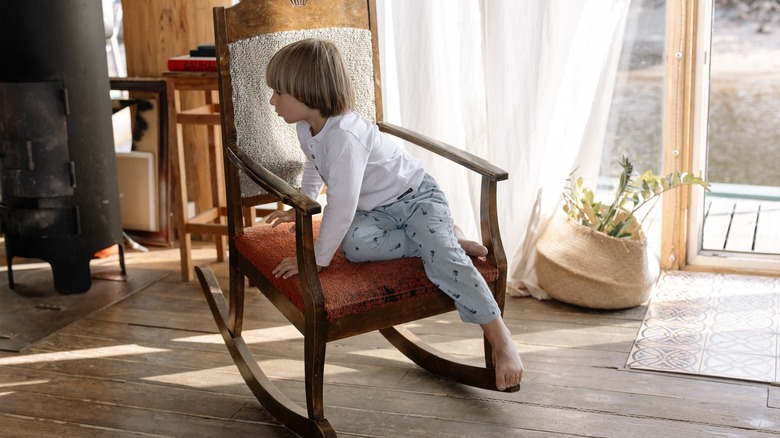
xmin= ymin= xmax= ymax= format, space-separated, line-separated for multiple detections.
xmin=2 ymin=245 xmax=780 ymax=437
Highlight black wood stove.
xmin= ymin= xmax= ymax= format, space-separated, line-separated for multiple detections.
xmin=0 ymin=0 xmax=125 ymax=294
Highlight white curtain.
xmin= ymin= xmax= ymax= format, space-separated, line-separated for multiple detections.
xmin=376 ymin=0 xmax=631 ymax=299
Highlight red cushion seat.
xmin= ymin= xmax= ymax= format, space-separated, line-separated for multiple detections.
xmin=235 ymin=219 xmax=499 ymax=320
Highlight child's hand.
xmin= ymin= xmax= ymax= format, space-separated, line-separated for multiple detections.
xmin=272 ymin=256 xmax=324 ymax=279
xmin=272 ymin=256 xmax=299 ymax=279
xmin=265 ymin=209 xmax=295 ymax=233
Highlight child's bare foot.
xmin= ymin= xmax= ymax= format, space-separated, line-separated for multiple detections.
xmin=481 ymin=318 xmax=524 ymax=391
xmin=454 ymin=224 xmax=488 ymax=257
xmin=494 ymin=341 xmax=524 ymax=391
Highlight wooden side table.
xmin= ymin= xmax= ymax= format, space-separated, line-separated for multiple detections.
xmin=164 ymin=71 xmax=227 ymax=281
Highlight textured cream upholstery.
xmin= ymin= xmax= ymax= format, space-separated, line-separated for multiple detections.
xmin=227 ymin=28 xmax=376 ymax=197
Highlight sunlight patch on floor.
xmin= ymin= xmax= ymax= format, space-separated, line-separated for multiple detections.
xmin=141 ymin=358 xmax=359 ymax=387
xmin=141 ymin=366 xmax=245 ymax=387
xmin=172 ymin=326 xmax=304 ymax=345
xmin=0 ymin=380 xmax=50 ymax=388
xmin=0 ymin=380 xmax=52 ymax=398
xmin=0 ymin=345 xmax=169 ymax=366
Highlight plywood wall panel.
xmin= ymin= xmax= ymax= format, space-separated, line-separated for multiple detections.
xmin=123 ymin=0 xmax=231 ymax=77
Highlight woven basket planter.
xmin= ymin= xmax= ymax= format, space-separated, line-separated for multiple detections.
xmin=535 ymin=211 xmax=660 ymax=309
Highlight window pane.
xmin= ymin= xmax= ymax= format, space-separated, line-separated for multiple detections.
xmin=701 ymin=0 xmax=780 ymax=255
xmin=598 ymin=0 xmax=667 ymax=255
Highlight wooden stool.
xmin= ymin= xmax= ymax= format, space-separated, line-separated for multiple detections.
xmin=164 ymin=71 xmax=227 ymax=282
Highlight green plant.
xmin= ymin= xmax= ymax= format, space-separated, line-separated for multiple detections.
xmin=562 ymin=156 xmax=711 ymax=240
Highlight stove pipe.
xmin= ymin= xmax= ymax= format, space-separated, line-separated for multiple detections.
xmin=0 ymin=0 xmax=124 ymax=294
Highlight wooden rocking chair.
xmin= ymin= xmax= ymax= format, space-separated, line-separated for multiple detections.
xmin=195 ymin=1 xmax=516 ymax=436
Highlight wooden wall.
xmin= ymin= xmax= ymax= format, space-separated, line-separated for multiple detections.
xmin=123 ymin=0 xmax=231 ymax=77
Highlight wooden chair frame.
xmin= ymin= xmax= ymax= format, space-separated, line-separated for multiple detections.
xmin=195 ymin=1 xmax=516 ymax=436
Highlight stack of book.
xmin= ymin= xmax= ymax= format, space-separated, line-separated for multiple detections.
xmin=167 ymin=43 xmax=216 ymax=72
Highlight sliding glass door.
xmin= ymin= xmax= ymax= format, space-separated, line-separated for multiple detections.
xmin=687 ymin=0 xmax=780 ymax=272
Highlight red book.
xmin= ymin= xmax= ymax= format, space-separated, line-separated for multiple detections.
xmin=167 ymin=55 xmax=217 ymax=72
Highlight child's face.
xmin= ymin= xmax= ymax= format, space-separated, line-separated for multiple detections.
xmin=269 ymin=90 xmax=313 ymax=124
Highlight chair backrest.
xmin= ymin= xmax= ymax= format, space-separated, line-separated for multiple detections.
xmin=214 ymin=0 xmax=382 ymax=200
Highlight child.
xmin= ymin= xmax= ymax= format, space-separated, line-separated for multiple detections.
xmin=264 ymin=38 xmax=523 ymax=391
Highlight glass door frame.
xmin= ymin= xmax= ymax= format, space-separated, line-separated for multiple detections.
xmin=664 ymin=0 xmax=780 ymax=275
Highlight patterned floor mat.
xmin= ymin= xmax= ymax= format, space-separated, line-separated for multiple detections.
xmin=627 ymin=270 xmax=780 ymax=383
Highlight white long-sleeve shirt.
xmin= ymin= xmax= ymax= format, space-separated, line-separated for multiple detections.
xmin=296 ymin=112 xmax=426 ymax=266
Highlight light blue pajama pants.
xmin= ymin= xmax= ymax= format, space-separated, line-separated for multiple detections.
xmin=341 ymin=174 xmax=501 ymax=325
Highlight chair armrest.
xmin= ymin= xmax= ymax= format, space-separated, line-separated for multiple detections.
xmin=377 ymin=121 xmax=508 ymax=181
xmin=227 ymin=148 xmax=321 ymax=216
xmin=378 ymin=122 xmax=508 ymax=298
xmin=227 ymin=147 xmax=327 ymax=319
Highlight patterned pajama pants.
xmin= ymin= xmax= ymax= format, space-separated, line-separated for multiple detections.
xmin=341 ymin=174 xmax=501 ymax=325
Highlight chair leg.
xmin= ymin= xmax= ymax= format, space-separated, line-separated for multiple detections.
xmin=303 ymin=326 xmax=328 ymax=420
xmin=194 ymin=265 xmax=337 ymax=437
xmin=227 ymin=259 xmax=245 ymax=336
xmin=215 ymin=233 xmax=227 ymax=263
xmin=171 ymin=118 xmax=193 ymax=282
xmin=380 ymin=326 xmax=520 ymax=393
xmin=483 ymin=334 xmax=496 ymax=369
xmin=178 ymin=232 xmax=193 ymax=282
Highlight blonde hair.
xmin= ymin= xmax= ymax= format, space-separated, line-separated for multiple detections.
xmin=266 ymin=38 xmax=355 ymax=117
